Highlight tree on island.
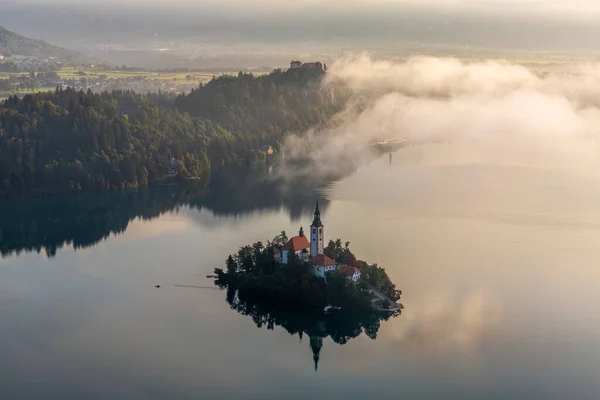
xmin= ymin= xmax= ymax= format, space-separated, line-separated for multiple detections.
xmin=324 ymin=239 xmax=401 ymax=302
xmin=268 ymin=230 xmax=289 ymax=247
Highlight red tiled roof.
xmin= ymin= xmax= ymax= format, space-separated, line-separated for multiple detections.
xmin=283 ymin=235 xmax=310 ymax=252
xmin=340 ymin=265 xmax=360 ymax=277
xmin=312 ymin=254 xmax=337 ymax=267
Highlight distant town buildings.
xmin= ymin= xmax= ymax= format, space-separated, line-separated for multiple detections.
xmin=1 ymin=58 xmax=201 ymax=95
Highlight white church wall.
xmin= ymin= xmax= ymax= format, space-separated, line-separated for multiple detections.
xmin=282 ymin=249 xmax=310 ymax=264
xmin=282 ymin=250 xmax=289 ymax=264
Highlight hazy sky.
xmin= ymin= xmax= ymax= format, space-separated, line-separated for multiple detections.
xmin=4 ymin=0 xmax=600 ymax=57
xmin=7 ymin=0 xmax=600 ymax=15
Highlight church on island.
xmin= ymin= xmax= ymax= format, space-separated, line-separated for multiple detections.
xmin=276 ymin=203 xmax=362 ymax=282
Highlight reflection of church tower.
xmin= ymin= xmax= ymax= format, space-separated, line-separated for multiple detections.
xmin=310 ymin=335 xmax=323 ymax=372
xmin=310 ymin=202 xmax=324 ymax=257
xmin=309 ymin=320 xmax=326 ymax=372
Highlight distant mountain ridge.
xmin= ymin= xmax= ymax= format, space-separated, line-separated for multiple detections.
xmin=0 ymin=26 xmax=92 ymax=64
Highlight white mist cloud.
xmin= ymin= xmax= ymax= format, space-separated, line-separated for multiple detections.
xmin=283 ymin=55 xmax=600 ymax=177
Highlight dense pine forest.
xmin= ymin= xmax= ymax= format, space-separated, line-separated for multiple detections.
xmin=0 ymin=68 xmax=343 ymax=198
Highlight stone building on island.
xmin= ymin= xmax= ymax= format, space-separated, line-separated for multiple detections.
xmin=280 ymin=203 xmax=361 ymax=282
xmin=340 ymin=265 xmax=362 ymax=282
xmin=281 ymin=229 xmax=310 ymax=264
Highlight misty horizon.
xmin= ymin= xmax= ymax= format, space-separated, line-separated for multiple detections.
xmin=4 ymin=0 xmax=600 ymax=65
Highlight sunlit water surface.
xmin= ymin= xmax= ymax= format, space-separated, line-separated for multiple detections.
xmin=2 ymin=149 xmax=600 ymax=399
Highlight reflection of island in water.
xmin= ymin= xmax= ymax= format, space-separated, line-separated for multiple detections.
xmin=225 ymin=285 xmax=400 ymax=371
xmin=0 ymin=165 xmax=336 ymax=258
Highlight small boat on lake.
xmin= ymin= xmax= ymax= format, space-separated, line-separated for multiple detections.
xmin=324 ymin=305 xmax=341 ymax=313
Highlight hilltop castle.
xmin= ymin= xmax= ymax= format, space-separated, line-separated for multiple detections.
xmin=289 ymin=60 xmax=327 ymax=72
xmin=276 ymin=203 xmax=361 ymax=282
xmin=287 ymin=60 xmax=334 ymax=102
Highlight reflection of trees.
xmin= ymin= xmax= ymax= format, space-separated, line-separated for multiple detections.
xmin=188 ymin=166 xmax=331 ymax=221
xmin=0 ymin=166 xmax=333 ymax=257
xmin=224 ymin=284 xmax=400 ymax=371
xmin=0 ymin=182 xmax=207 ymax=257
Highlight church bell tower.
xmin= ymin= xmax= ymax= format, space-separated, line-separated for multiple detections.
xmin=310 ymin=202 xmax=324 ymax=257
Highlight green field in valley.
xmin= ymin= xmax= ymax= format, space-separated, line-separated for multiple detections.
xmin=56 ymin=67 xmax=221 ymax=83
xmin=0 ymin=67 xmax=265 ymax=101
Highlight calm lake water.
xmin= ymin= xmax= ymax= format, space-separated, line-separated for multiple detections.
xmin=2 ymin=147 xmax=600 ymax=399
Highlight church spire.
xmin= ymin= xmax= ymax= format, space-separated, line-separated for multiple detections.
xmin=310 ymin=335 xmax=323 ymax=372
xmin=311 ymin=201 xmax=323 ymax=228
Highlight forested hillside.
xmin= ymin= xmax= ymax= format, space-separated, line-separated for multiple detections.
xmin=0 ymin=68 xmax=344 ymax=198
xmin=0 ymin=26 xmax=92 ymax=65
xmin=175 ymin=68 xmax=339 ymax=151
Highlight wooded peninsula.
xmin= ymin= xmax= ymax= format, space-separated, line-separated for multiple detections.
xmin=0 ymin=67 xmax=345 ymax=198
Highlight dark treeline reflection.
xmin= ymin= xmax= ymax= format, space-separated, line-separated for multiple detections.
xmin=0 ymin=166 xmax=332 ymax=258
xmin=224 ymin=285 xmax=400 ymax=371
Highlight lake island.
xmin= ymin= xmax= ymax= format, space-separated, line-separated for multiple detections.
xmin=214 ymin=202 xmax=402 ymax=313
